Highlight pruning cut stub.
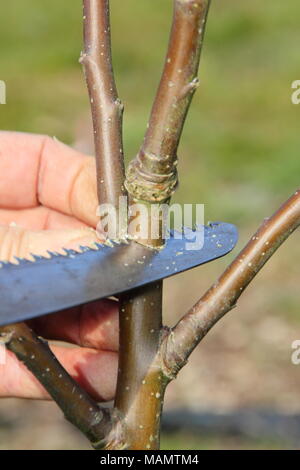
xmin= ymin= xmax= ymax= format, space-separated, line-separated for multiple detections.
xmin=125 ymin=150 xmax=179 ymax=203
xmin=0 ymin=222 xmax=237 ymax=326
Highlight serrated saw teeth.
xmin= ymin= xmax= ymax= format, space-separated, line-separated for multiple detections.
xmin=11 ymin=256 xmax=33 ymax=265
xmin=5 ymin=258 xmax=20 ymax=266
xmin=95 ymin=241 xmax=106 ymax=248
xmin=46 ymin=251 xmax=60 ymax=258
xmin=30 ymin=253 xmax=48 ymax=261
xmin=61 ymin=248 xmax=80 ymax=256
xmin=0 ymin=223 xmax=238 ymax=325
xmin=78 ymin=243 xmax=103 ymax=252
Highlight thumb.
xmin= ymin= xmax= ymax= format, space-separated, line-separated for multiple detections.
xmin=0 ymin=225 xmax=103 ymax=262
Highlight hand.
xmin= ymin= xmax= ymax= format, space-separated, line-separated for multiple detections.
xmin=0 ymin=131 xmax=118 ymax=402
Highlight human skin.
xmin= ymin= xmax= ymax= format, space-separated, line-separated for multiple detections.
xmin=0 ymin=131 xmax=118 ymax=402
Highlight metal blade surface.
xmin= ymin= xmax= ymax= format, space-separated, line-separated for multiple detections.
xmin=0 ymin=222 xmax=238 ymax=325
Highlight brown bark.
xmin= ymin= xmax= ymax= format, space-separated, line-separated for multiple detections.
xmin=161 ymin=190 xmax=300 ymax=377
xmin=125 ymin=0 xmax=211 ymax=204
xmin=114 ymin=282 xmax=166 ymax=450
xmin=0 ymin=322 xmax=125 ymax=449
xmin=80 ymin=0 xmax=126 ymax=223
xmin=2 ymin=0 xmax=298 ymax=452
xmin=117 ymin=0 xmax=211 ymax=450
xmin=1 ymin=0 xmax=128 ymax=451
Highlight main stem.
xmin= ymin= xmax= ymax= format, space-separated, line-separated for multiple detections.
xmin=116 ymin=0 xmax=211 ymax=450
xmin=114 ymin=282 xmax=167 ymax=450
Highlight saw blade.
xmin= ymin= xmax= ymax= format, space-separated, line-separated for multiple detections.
xmin=0 ymin=222 xmax=238 ymax=325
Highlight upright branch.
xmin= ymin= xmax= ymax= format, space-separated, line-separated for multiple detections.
xmin=162 ymin=190 xmax=300 ymax=377
xmin=125 ymin=0 xmax=211 ymax=204
xmin=0 ymin=322 xmax=125 ymax=449
xmin=115 ymin=0 xmax=211 ymax=450
xmin=0 ymin=0 xmax=128 ymax=452
xmin=80 ymin=0 xmax=125 ymax=216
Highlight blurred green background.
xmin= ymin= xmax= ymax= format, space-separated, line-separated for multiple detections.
xmin=0 ymin=0 xmax=300 ymax=450
xmin=1 ymin=0 xmax=300 ymax=222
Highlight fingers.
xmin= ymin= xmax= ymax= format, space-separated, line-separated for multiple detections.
xmin=0 ymin=225 xmax=103 ymax=262
xmin=0 ymin=132 xmax=44 ymax=208
xmin=0 ymin=207 xmax=90 ymax=230
xmin=0 ymin=132 xmax=99 ymax=227
xmin=0 ymin=345 xmax=118 ymax=401
xmin=38 ymin=137 xmax=99 ymax=227
xmin=28 ymin=299 xmax=119 ymax=353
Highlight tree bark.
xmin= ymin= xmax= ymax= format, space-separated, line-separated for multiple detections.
xmin=161 ymin=189 xmax=300 ymax=377
xmin=0 ymin=322 xmax=125 ymax=449
xmin=116 ymin=0 xmax=211 ymax=450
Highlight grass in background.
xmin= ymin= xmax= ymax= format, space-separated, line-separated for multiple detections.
xmin=161 ymin=432 xmax=292 ymax=450
xmin=1 ymin=1 xmax=300 ymax=450
xmin=1 ymin=1 xmax=300 ymax=224
xmin=1 ymin=0 xmax=300 ymax=223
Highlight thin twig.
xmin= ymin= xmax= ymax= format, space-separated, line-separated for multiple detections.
xmin=80 ymin=0 xmax=125 ymax=218
xmin=125 ymin=0 xmax=211 ymax=203
xmin=0 ymin=322 xmax=126 ymax=449
xmin=162 ymin=190 xmax=300 ymax=377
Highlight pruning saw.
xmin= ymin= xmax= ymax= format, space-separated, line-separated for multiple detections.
xmin=0 ymin=222 xmax=238 ymax=326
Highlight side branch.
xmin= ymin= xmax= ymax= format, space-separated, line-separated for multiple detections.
xmin=162 ymin=190 xmax=300 ymax=376
xmin=125 ymin=0 xmax=211 ymax=203
xmin=80 ymin=0 xmax=125 ymax=212
xmin=0 ymin=322 xmax=125 ymax=449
